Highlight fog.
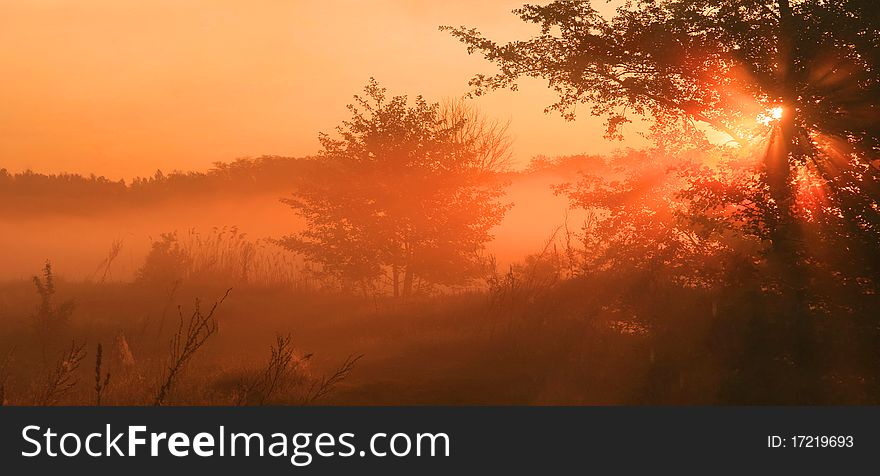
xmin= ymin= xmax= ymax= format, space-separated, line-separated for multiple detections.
xmin=0 ymin=173 xmax=580 ymax=282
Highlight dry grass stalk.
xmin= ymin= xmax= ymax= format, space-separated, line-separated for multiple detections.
xmin=115 ymin=331 xmax=136 ymax=367
xmin=32 ymin=261 xmax=74 ymax=333
xmin=95 ymin=239 xmax=124 ymax=284
xmin=36 ymin=340 xmax=87 ymax=406
xmin=305 ymin=354 xmax=363 ymax=405
xmin=0 ymin=348 xmax=13 ymax=406
xmin=236 ymin=333 xmax=305 ymax=405
xmin=154 ymin=288 xmax=231 ymax=406
xmin=94 ymin=343 xmax=111 ymax=405
xmin=153 ymin=279 xmax=181 ymax=340
xmin=139 ymin=227 xmax=309 ymax=289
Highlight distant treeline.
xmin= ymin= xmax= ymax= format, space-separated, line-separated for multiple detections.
xmin=0 ymin=156 xmax=316 ymax=216
xmin=0 ymin=153 xmax=604 ymax=217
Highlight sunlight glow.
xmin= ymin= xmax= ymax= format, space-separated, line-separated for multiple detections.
xmin=758 ymin=106 xmax=784 ymax=126
xmin=771 ymin=107 xmax=784 ymax=120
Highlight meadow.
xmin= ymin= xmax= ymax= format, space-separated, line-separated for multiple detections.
xmin=3 ymin=148 xmax=880 ymax=407
xmin=0 ymin=244 xmax=650 ymax=406
xmin=2 ymin=219 xmax=877 ymax=406
xmin=0 ymin=163 xmax=610 ymax=406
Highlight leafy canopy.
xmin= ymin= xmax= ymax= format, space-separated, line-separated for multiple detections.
xmin=281 ymin=79 xmax=510 ymax=295
xmin=444 ymin=0 xmax=878 ymax=154
xmin=444 ymin=0 xmax=880 ymax=272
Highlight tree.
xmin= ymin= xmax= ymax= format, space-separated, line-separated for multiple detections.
xmin=445 ymin=0 xmax=880 ymax=401
xmin=280 ymin=79 xmax=511 ymax=297
xmin=443 ymin=0 xmax=879 ymax=261
xmin=439 ymin=97 xmax=515 ymax=174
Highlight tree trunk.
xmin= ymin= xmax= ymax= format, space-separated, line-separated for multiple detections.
xmin=770 ymin=0 xmax=801 ymax=271
xmin=766 ymin=0 xmax=818 ymax=402
xmin=766 ymin=0 xmax=798 ymax=260
xmin=765 ymin=114 xmax=797 ymax=259
xmin=401 ymin=241 xmax=413 ymax=299
xmin=403 ymin=266 xmax=413 ymax=298
xmin=392 ymin=265 xmax=400 ymax=298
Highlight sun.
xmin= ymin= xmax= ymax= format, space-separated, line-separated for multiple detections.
xmin=758 ymin=106 xmax=784 ymax=126
xmin=770 ymin=106 xmax=784 ymax=120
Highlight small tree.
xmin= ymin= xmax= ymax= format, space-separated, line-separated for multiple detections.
xmin=281 ymin=79 xmax=511 ymax=297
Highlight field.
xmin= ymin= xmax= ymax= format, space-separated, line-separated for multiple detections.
xmin=2 ymin=152 xmax=879 ymax=407
xmin=3 ymin=250 xmax=878 ymax=407
xmin=0 ymin=261 xmax=638 ymax=406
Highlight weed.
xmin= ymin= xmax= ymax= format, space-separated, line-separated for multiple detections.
xmin=35 ymin=340 xmax=87 ymax=406
xmin=94 ymin=343 xmax=111 ymax=405
xmin=31 ymin=261 xmax=74 ymax=333
xmin=154 ymin=289 xmax=231 ymax=405
xmin=235 ymin=333 xmax=310 ymax=405
xmin=305 ymin=354 xmax=363 ymax=404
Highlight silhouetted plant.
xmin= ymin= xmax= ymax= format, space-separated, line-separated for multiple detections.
xmin=139 ymin=228 xmax=307 ymax=288
xmin=31 ymin=261 xmax=74 ymax=333
xmin=304 ymin=354 xmax=362 ymax=405
xmin=94 ymin=343 xmax=111 ymax=405
xmin=35 ymin=340 xmax=87 ymax=406
xmin=235 ymin=333 xmax=310 ymax=406
xmin=154 ymin=289 xmax=231 ymax=406
xmin=0 ymin=348 xmax=13 ymax=406
xmin=137 ymin=233 xmax=191 ymax=284
xmin=93 ymin=239 xmax=124 ymax=284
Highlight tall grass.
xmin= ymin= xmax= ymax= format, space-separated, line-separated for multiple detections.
xmin=93 ymin=343 xmax=111 ymax=405
xmin=154 ymin=289 xmax=230 ymax=406
xmin=138 ymin=227 xmax=316 ymax=289
xmin=34 ymin=340 xmax=87 ymax=406
xmin=0 ymin=348 xmax=12 ymax=406
xmin=31 ymin=261 xmax=74 ymax=333
xmin=234 ymin=333 xmax=312 ymax=406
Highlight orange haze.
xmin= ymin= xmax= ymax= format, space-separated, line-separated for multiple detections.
xmin=0 ymin=0 xmax=633 ymax=178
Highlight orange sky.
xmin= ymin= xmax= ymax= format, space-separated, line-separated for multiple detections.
xmin=0 ymin=0 xmax=636 ymax=178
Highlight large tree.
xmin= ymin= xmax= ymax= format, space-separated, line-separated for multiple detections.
xmin=281 ymin=80 xmax=510 ymax=297
xmin=443 ymin=0 xmax=879 ymax=262
xmin=445 ymin=0 xmax=880 ymax=401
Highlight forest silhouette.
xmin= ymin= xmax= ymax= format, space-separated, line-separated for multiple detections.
xmin=0 ymin=0 xmax=878 ymax=405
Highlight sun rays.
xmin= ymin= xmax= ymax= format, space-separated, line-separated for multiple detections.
xmin=758 ymin=106 xmax=785 ymax=126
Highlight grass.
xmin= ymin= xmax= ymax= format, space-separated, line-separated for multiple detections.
xmin=93 ymin=343 xmax=110 ymax=405
xmin=0 ymin=231 xmax=877 ymax=405
xmin=0 ymin=266 xmax=621 ymax=405
xmin=138 ymin=227 xmax=315 ymax=290
xmin=0 ymin=265 xmax=371 ymax=405
xmin=34 ymin=340 xmax=87 ymax=405
xmin=154 ymin=288 xmax=229 ymax=406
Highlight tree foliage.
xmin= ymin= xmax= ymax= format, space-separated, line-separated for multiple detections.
xmin=444 ymin=0 xmax=878 ymax=148
xmin=444 ymin=0 xmax=880 ymax=259
xmin=446 ymin=0 xmax=880 ymax=401
xmin=280 ymin=79 xmax=511 ymax=297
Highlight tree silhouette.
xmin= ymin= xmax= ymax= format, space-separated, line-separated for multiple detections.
xmin=280 ymin=79 xmax=510 ymax=297
xmin=444 ymin=0 xmax=879 ymax=260
xmin=0 ymin=157 xmax=315 ymax=217
xmin=445 ymin=0 xmax=880 ymax=402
